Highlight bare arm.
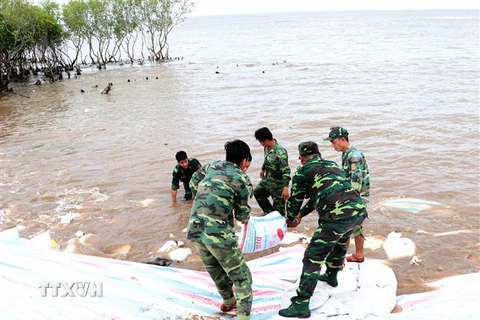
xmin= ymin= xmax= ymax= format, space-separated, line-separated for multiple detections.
xmin=171 ymin=189 xmax=178 ymax=202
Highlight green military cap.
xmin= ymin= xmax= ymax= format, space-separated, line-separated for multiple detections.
xmin=324 ymin=126 xmax=349 ymax=141
xmin=298 ymin=141 xmax=320 ymax=156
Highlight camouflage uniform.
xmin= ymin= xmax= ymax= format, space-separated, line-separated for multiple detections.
xmin=279 ymin=142 xmax=367 ymax=317
xmin=342 ymin=145 xmax=370 ymax=237
xmin=254 ymin=140 xmax=291 ymax=215
xmin=342 ymin=145 xmax=370 ymax=205
xmin=171 ymin=158 xmax=201 ymax=200
xmin=187 ymin=160 xmax=253 ymax=319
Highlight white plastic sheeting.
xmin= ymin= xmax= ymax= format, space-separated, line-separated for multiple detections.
xmin=0 ymin=227 xmax=476 ymax=319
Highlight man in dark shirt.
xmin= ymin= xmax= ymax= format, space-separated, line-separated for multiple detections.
xmin=171 ymin=151 xmax=201 ymax=202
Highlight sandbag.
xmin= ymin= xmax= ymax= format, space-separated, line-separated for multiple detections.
xmin=239 ymin=211 xmax=287 ymax=253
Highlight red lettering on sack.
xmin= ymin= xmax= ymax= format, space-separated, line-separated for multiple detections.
xmin=277 ymin=228 xmax=284 ymax=240
xmin=256 ymin=236 xmax=262 ymax=249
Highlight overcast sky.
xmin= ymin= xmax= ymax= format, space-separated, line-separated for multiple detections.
xmin=191 ymin=0 xmax=480 ymax=16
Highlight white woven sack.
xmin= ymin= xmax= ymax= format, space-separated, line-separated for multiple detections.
xmin=239 ymin=211 xmax=287 ymax=253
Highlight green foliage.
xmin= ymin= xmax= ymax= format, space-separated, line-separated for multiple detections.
xmin=32 ymin=5 xmax=65 ymax=46
xmin=110 ymin=0 xmax=140 ymax=39
xmin=0 ymin=9 xmax=14 ymax=52
xmin=0 ymin=0 xmax=65 ymax=52
xmin=41 ymin=0 xmax=61 ymax=19
xmin=136 ymin=0 xmax=194 ymax=59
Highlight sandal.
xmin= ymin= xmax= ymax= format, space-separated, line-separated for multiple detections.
xmin=346 ymin=254 xmax=365 ymax=263
xmin=220 ymin=301 xmax=236 ymax=312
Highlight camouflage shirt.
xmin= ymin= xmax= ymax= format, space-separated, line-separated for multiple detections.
xmin=187 ymin=160 xmax=252 ymax=248
xmin=342 ymin=145 xmax=370 ymax=203
xmin=171 ymin=158 xmax=201 ymax=190
xmin=286 ymin=155 xmax=366 ymax=222
xmin=261 ymin=140 xmax=291 ymax=187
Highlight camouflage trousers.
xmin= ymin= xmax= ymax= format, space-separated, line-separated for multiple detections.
xmin=351 ymin=197 xmax=369 ymax=237
xmin=193 ymin=242 xmax=253 ymax=317
xmin=294 ymin=214 xmax=366 ymax=303
xmin=351 ymin=224 xmax=363 ymax=237
xmin=253 ymin=179 xmax=286 ymax=216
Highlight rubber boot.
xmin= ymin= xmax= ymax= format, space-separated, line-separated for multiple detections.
xmin=318 ymin=268 xmax=339 ymax=287
xmin=237 ymin=315 xmax=250 ymax=320
xmin=278 ymin=298 xmax=311 ymax=318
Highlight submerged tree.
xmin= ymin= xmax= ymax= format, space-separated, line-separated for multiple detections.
xmin=62 ymin=0 xmax=89 ymax=66
xmin=110 ymin=0 xmax=140 ymax=62
xmin=137 ymin=0 xmax=194 ymax=60
xmin=33 ymin=1 xmax=67 ymax=78
xmin=60 ymin=0 xmax=194 ymax=64
xmin=0 ymin=0 xmax=66 ymax=92
xmin=1 ymin=0 xmax=195 ymax=93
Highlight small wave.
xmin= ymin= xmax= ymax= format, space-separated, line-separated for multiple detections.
xmin=62 ymin=187 xmax=109 ymax=202
xmin=430 ymin=17 xmax=477 ymax=20
xmin=52 ymin=187 xmax=109 ymax=218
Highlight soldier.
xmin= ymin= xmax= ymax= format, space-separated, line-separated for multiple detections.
xmin=324 ymin=127 xmax=370 ymax=263
xmin=187 ymin=140 xmax=253 ymax=320
xmin=253 ymin=127 xmax=291 ymax=216
xmin=171 ymin=151 xmax=201 ymax=202
xmin=278 ymin=141 xmax=367 ymax=318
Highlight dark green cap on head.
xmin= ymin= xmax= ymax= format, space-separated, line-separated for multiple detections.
xmin=298 ymin=141 xmax=320 ymax=156
xmin=324 ymin=126 xmax=349 ymax=141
